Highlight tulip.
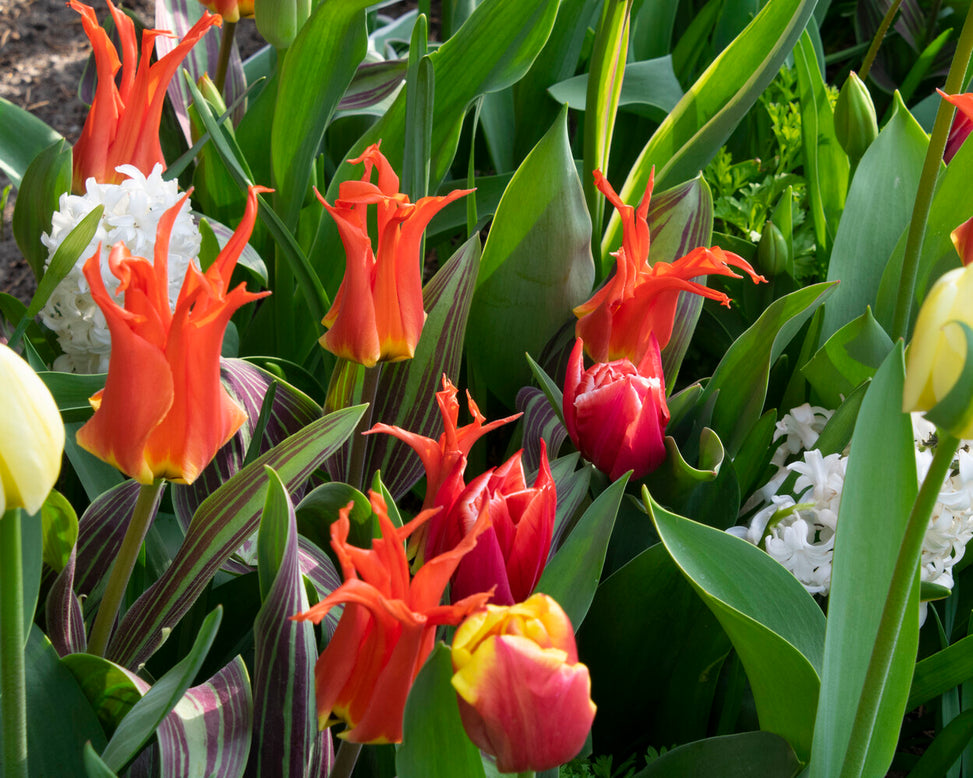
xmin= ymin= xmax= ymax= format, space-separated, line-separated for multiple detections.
xmin=903 ymin=264 xmax=973 ymax=438
xmin=951 ymin=215 xmax=973 ymax=269
xmin=76 ymin=186 xmax=270 ymax=485
xmin=199 ymin=0 xmax=254 ymax=23
xmin=575 ymin=169 xmax=766 ymax=365
xmin=451 ymin=593 xmax=596 ymax=773
xmin=448 ymin=441 xmax=557 ymax=606
xmin=317 ymin=145 xmax=473 ymax=367
xmin=834 ymin=71 xmax=878 ymax=165
xmin=0 ymin=345 xmax=65 ymax=516
xmin=940 ymin=91 xmax=973 ymax=164
xmin=563 ymin=337 xmax=669 ymax=481
xmin=292 ymin=492 xmax=492 ymax=744
xmin=367 ymin=375 xmax=520 ymax=562
xmin=70 ymin=0 xmax=220 ymax=192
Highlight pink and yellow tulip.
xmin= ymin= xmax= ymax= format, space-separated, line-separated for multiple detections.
xmin=451 ymin=593 xmax=596 ymax=773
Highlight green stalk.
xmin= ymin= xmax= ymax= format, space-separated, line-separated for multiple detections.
xmin=584 ymin=0 xmax=633 ymax=280
xmin=858 ymin=0 xmax=903 ymax=83
xmin=839 ymin=431 xmax=959 ymax=776
xmin=891 ymin=2 xmax=973 ymax=342
xmin=0 ymin=508 xmax=27 ymax=778
xmin=215 ymin=20 xmax=238 ymax=95
xmin=87 ymin=480 xmax=165 ymax=657
xmin=346 ymin=365 xmax=382 ymax=492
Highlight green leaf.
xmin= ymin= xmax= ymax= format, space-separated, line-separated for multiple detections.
xmin=601 ymin=0 xmax=817 ymax=258
xmin=296 ymin=482 xmax=372 ymax=556
xmin=634 ymin=731 xmax=802 ymax=777
xmin=537 ymin=473 xmax=629 ymax=629
xmin=802 ymin=307 xmax=894 ymax=408
xmin=906 ymin=709 xmax=973 ymax=778
xmin=397 ymin=644 xmax=485 ymax=778
xmin=82 ymin=744 xmax=118 ymax=778
xmin=40 ymin=490 xmax=78 ymax=573
xmin=822 ymin=93 xmax=927 ymax=341
xmin=0 ymin=96 xmax=63 ymax=188
xmin=101 ymin=608 xmax=222 ymax=771
xmin=909 ymin=635 xmax=973 ymax=711
xmin=810 ymin=343 xmax=918 ymax=778
xmin=648 ymin=492 xmax=824 ymax=760
xmin=466 ymin=106 xmax=594 ymax=405
xmin=644 ymin=428 xmax=725 ymax=511
xmin=257 ymin=467 xmax=291 ymax=601
xmin=11 ymin=138 xmax=71 ymax=278
xmin=699 ymin=282 xmax=836 ymax=456
xmin=403 ymin=15 xmax=433 ymax=201
xmin=61 ymin=653 xmax=145 ymax=736
xmin=548 ymin=57 xmax=683 ymax=120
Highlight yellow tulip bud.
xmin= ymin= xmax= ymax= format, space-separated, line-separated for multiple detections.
xmin=903 ymin=265 xmax=973 ymax=437
xmin=0 ymin=344 xmax=65 ymax=515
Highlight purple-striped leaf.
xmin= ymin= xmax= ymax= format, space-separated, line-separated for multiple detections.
xmin=646 ymin=175 xmax=714 ymax=386
xmin=46 ymin=548 xmax=87 ymax=657
xmin=515 ymin=385 xmax=569 ymax=474
xmin=547 ymin=453 xmax=591 ymax=554
xmin=247 ymin=468 xmax=331 ymax=777
xmin=325 ymin=234 xmax=481 ymax=498
xmin=74 ymin=479 xmax=142 ymax=600
xmin=157 ymin=0 xmax=246 ymax=145
xmin=335 ymin=59 xmax=408 ymax=115
xmin=107 ymin=405 xmax=366 ymax=669
xmin=296 ymin=537 xmax=341 ymax=639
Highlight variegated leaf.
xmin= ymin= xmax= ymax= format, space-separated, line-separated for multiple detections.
xmin=46 ymin=547 xmax=86 ymax=657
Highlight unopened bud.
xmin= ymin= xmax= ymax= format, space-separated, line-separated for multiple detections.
xmin=756 ymin=220 xmax=789 ymax=278
xmin=835 ymin=71 xmax=878 ymax=164
xmin=255 ymin=0 xmax=311 ymax=50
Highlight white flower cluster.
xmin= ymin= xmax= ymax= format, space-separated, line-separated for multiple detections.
xmin=730 ymin=404 xmax=973 ymax=602
xmin=39 ymin=165 xmax=201 ymax=373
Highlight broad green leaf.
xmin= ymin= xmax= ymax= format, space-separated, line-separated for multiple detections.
xmin=109 ymin=406 xmax=366 ymax=669
xmin=537 ymin=473 xmax=629 ymax=629
xmin=821 ymin=94 xmax=927 ymax=341
xmin=909 ymin=635 xmax=973 ymax=711
xmin=634 ymin=731 xmax=803 ymax=777
xmin=11 ymin=138 xmax=71 ymax=278
xmin=403 ymin=16 xmax=433 ymax=201
xmin=644 ymin=428 xmax=724 ymax=510
xmin=802 ymin=307 xmax=894 ymax=408
xmin=548 ymin=57 xmax=683 ymax=120
xmin=699 ymin=282 xmax=836 ymax=457
xmin=811 ymin=344 xmax=918 ymax=778
xmin=466 ymin=107 xmax=594 ymax=405
xmin=83 ymin=744 xmax=118 ymax=778
xmin=0 ymin=96 xmax=63 ymax=188
xmin=271 ymin=0 xmax=371 ymax=227
xmin=18 ymin=627 xmax=107 ymax=778
xmin=648 ymin=492 xmax=825 ymax=760
xmin=101 ymin=608 xmax=222 ymax=771
xmin=296 ymin=482 xmax=373 ymax=556
xmin=62 ymin=653 xmax=145 ymax=735
xmin=40 ymin=490 xmax=78 ymax=573
xmin=397 ymin=644 xmax=485 ymax=778
xmin=578 ymin=543 xmax=730 ymax=756
xmin=601 ymin=0 xmax=817 ymax=259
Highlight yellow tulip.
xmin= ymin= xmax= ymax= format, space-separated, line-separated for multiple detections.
xmin=0 ymin=344 xmax=65 ymax=515
xmin=903 ymin=265 xmax=973 ymax=437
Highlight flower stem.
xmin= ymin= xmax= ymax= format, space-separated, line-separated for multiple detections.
xmin=858 ymin=0 xmax=902 ymax=83
xmin=0 ymin=508 xmax=27 ymax=778
xmin=346 ymin=365 xmax=382 ymax=492
xmin=330 ymin=740 xmax=362 ymax=778
xmin=839 ymin=431 xmax=959 ymax=776
xmin=87 ymin=480 xmax=165 ymax=657
xmin=891 ymin=1 xmax=973 ymax=342
xmin=215 ymin=20 xmax=237 ymax=95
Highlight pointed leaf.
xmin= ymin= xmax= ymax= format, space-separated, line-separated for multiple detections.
xmin=46 ymin=549 xmax=87 ymax=657
xmin=634 ymin=731 xmax=802 ymax=777
xmin=0 ymin=96 xmax=63 ymax=188
xmin=11 ymin=138 xmax=71 ymax=278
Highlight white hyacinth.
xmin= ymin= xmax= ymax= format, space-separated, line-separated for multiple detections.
xmin=39 ymin=164 xmax=201 ymax=373
xmin=730 ymin=406 xmax=973 ymax=605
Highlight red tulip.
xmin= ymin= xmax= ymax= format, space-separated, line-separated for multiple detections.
xmin=367 ymin=375 xmax=520 ymax=563
xmin=76 ymin=187 xmax=270 ymax=484
xmin=941 ymin=91 xmax=973 ymax=163
xmin=563 ymin=337 xmax=669 ymax=481
xmin=575 ymin=169 xmax=765 ymax=365
xmin=292 ymin=492 xmax=492 ymax=744
xmin=448 ymin=441 xmax=556 ymax=606
xmin=70 ymin=0 xmax=220 ymax=192
xmin=451 ymin=593 xmax=596 ymax=773
xmin=198 ymin=0 xmax=254 ymax=23
xmin=317 ymin=145 xmax=473 ymax=367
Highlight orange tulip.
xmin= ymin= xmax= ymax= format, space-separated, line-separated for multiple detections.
xmin=576 ymin=169 xmax=766 ymax=365
xmin=198 ymin=0 xmax=254 ymax=23
xmin=292 ymin=491 xmax=493 ymax=744
xmin=76 ymin=186 xmax=270 ymax=485
xmin=317 ymin=144 xmax=473 ymax=367
xmin=70 ymin=0 xmax=220 ymax=192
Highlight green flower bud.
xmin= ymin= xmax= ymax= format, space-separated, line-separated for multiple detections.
xmin=756 ymin=220 xmax=789 ymax=278
xmin=834 ymin=71 xmax=878 ymax=163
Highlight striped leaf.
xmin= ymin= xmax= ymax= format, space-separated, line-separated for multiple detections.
xmin=515 ymin=386 xmax=569 ymax=474
xmin=74 ymin=480 xmax=142 ymax=602
xmin=297 ymin=536 xmax=342 ymax=639
xmin=249 ymin=468 xmax=331 ymax=777
xmin=45 ymin=548 xmax=86 ymax=657
xmin=107 ymin=405 xmax=366 ymax=668
xmin=325 ymin=234 xmax=480 ymax=498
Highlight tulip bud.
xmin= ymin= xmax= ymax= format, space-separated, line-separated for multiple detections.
xmin=255 ymin=0 xmax=310 ymax=49
xmin=0 ymin=344 xmax=65 ymax=516
xmin=903 ymin=265 xmax=973 ymax=438
xmin=756 ymin=220 xmax=789 ymax=279
xmin=562 ymin=337 xmax=669 ymax=481
xmin=451 ymin=593 xmax=596 ymax=773
xmin=834 ymin=71 xmax=878 ymax=165
xmin=198 ymin=0 xmax=253 ymax=23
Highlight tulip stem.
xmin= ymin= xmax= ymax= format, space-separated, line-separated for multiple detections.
xmin=330 ymin=740 xmax=362 ymax=778
xmin=347 ymin=365 xmax=382 ymax=492
xmin=0 ymin=508 xmax=28 ymax=778
xmin=891 ymin=0 xmax=973 ymax=342
xmin=858 ymin=0 xmax=902 ymax=83
xmin=215 ymin=20 xmax=237 ymax=95
xmin=839 ymin=430 xmax=959 ymax=776
xmin=87 ymin=480 xmax=165 ymax=658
